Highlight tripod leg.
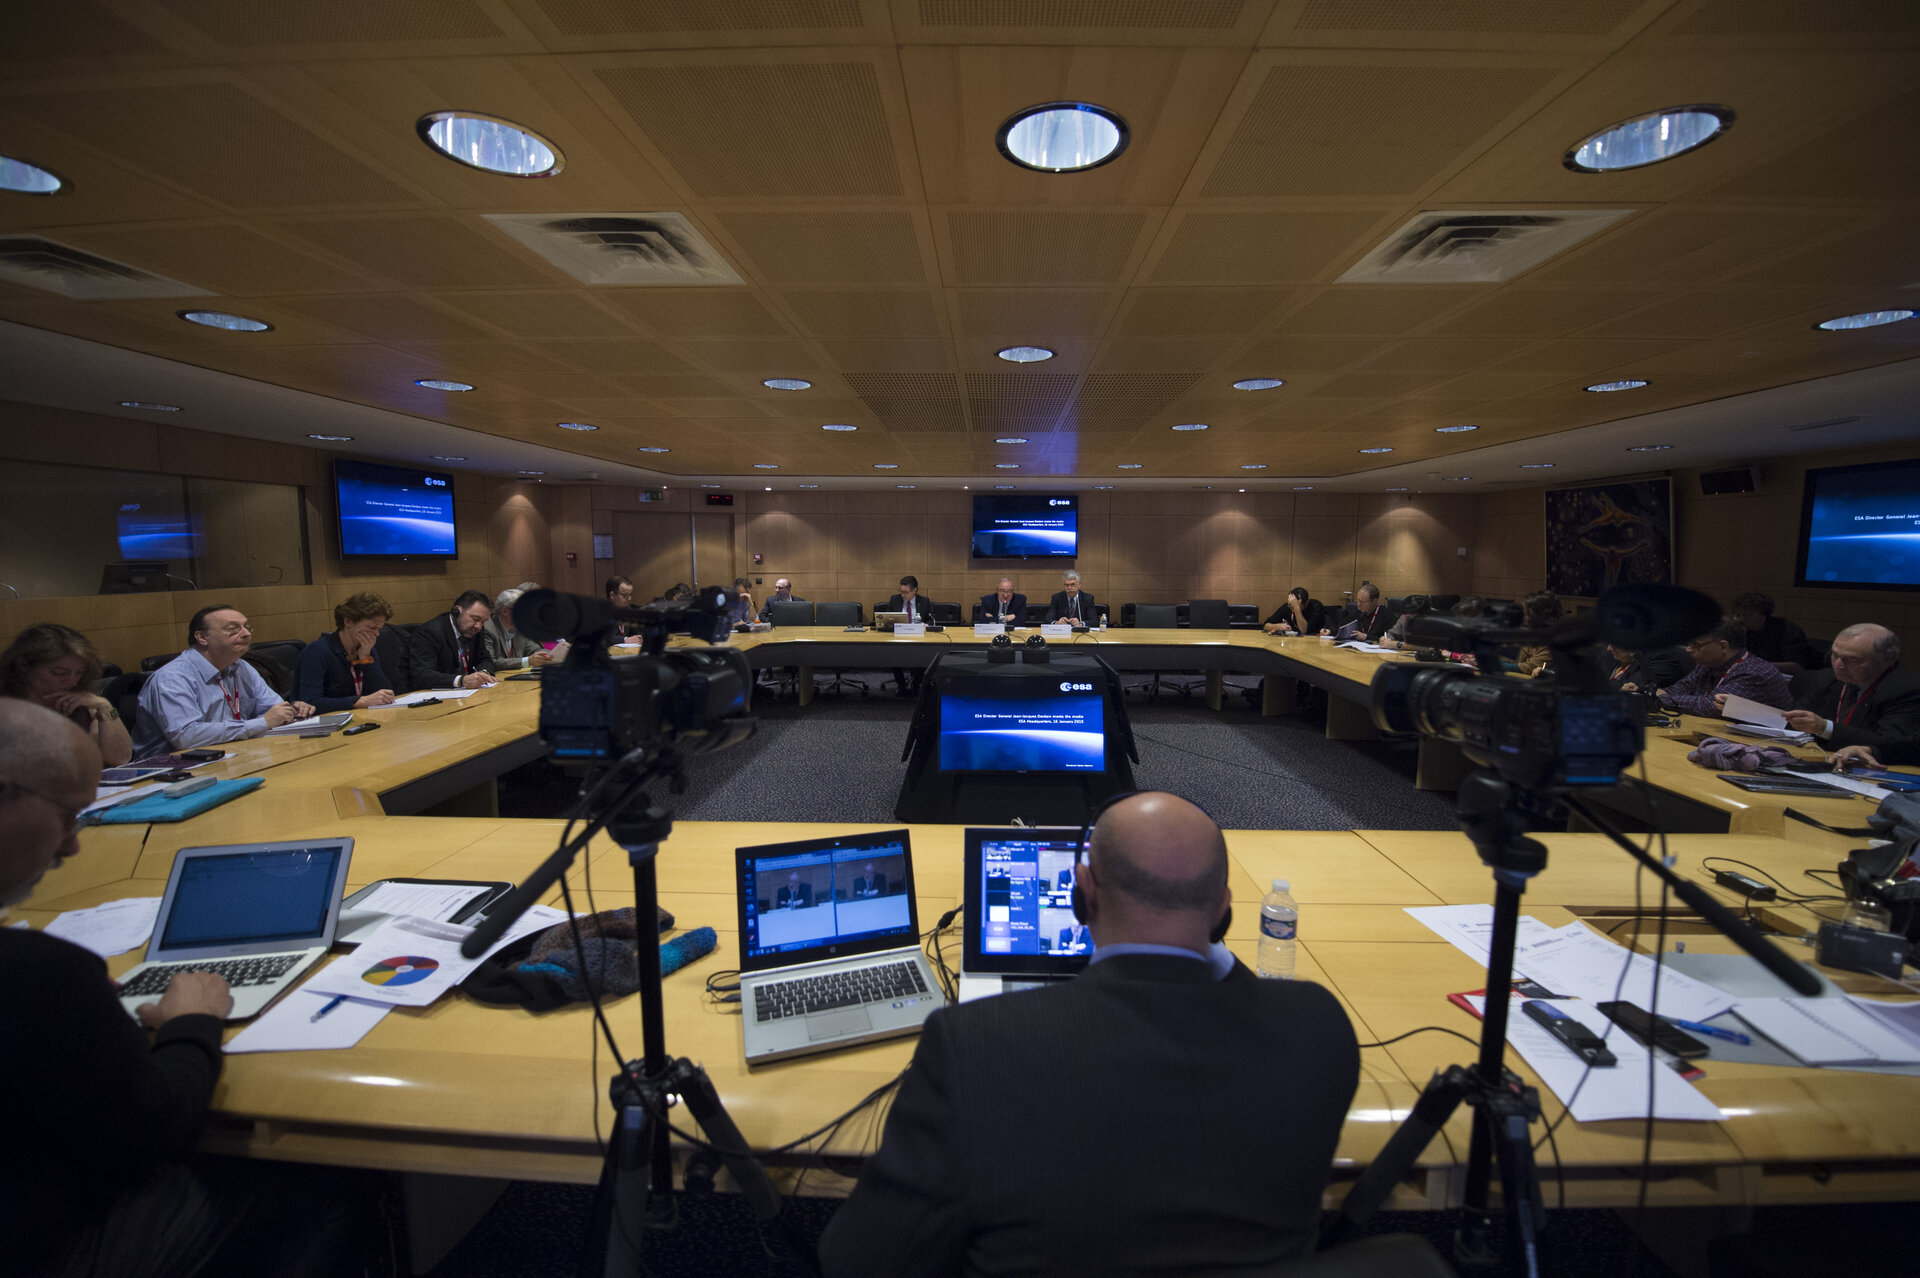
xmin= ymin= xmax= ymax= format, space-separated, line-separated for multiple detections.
xmin=602 ymin=1091 xmax=655 ymax=1278
xmin=1326 ymin=1065 xmax=1472 ymax=1245
xmin=1487 ymin=1086 xmax=1545 ymax=1278
xmin=672 ymin=1061 xmax=785 ymax=1226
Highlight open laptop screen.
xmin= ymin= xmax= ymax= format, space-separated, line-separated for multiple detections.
xmin=159 ymin=844 xmax=349 ymax=951
xmin=737 ymin=829 xmax=919 ymax=971
xmin=962 ymin=827 xmax=1092 ymax=976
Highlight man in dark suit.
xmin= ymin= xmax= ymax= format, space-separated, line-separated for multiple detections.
xmin=976 ymin=577 xmax=1027 ymax=626
xmin=1321 ymin=580 xmax=1397 ymax=642
xmin=775 ymin=872 xmax=813 ymax=909
xmin=883 ymin=575 xmax=933 ymax=697
xmin=1784 ymin=623 xmax=1920 ymax=749
xmin=853 ymin=863 xmax=887 ymax=899
xmin=1731 ymin=591 xmax=1821 ymax=674
xmin=404 ymin=591 xmax=500 ymax=693
xmin=819 ymin=792 xmax=1359 ymax=1277
xmin=1047 ymin=570 xmax=1096 ymax=629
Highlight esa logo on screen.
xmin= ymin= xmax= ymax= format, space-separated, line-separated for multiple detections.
xmin=1059 ymin=681 xmax=1094 ymax=692
xmin=422 ymin=476 xmax=448 ymax=487
xmin=1049 ymin=498 xmax=1071 ymax=507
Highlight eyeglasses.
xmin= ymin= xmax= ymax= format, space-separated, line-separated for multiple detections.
xmin=0 ymin=778 xmax=89 ymax=836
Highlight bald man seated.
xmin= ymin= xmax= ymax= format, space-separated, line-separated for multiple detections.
xmin=818 ymin=792 xmax=1359 ymax=1278
xmin=0 ymin=700 xmax=365 ymax=1277
xmin=1783 ymin=623 xmax=1920 ymax=749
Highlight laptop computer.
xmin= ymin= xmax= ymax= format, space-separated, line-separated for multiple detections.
xmin=736 ymin=828 xmax=944 ymax=1065
xmin=957 ymin=826 xmax=1091 ymax=1003
xmin=117 ymin=839 xmax=355 ymax=1021
xmin=872 ymin=610 xmax=909 ymax=631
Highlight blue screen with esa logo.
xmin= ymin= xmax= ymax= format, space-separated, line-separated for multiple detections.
xmin=335 ymin=459 xmax=457 ymax=557
xmin=938 ymin=678 xmax=1104 ymax=772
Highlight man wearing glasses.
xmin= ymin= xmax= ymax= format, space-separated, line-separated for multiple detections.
xmin=1655 ymin=617 xmax=1792 ymax=718
xmin=132 ymin=605 xmax=313 ymax=756
xmin=1781 ymin=623 xmax=1920 ymax=749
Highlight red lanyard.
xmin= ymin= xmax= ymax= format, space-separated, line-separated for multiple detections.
xmin=350 ymin=660 xmax=369 ymax=697
xmin=453 ymin=619 xmax=470 ymax=674
xmin=1840 ymin=675 xmax=1883 ymax=725
xmin=215 ymin=671 xmax=244 ymax=721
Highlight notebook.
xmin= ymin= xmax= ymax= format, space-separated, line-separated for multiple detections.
xmin=957 ymin=826 xmax=1091 ymax=1003
xmin=116 ymin=839 xmax=355 ymax=1021
xmin=736 ymin=828 xmax=943 ymax=1065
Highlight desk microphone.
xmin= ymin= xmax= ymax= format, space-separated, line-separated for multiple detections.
xmin=661 ymin=926 xmax=718 ymax=977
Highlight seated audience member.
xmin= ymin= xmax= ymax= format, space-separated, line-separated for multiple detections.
xmin=1378 ymin=595 xmax=1433 ymax=650
xmin=1833 ymin=741 xmax=1920 ymax=768
xmin=1321 ymin=580 xmax=1398 ymax=642
xmin=1607 ymin=643 xmax=1692 ymax=695
xmin=1 ymin=700 xmax=365 ymax=1278
xmin=1656 ymin=618 xmax=1792 ymax=717
xmin=0 ymin=623 xmax=133 ymax=765
xmin=1048 ymin=570 xmax=1096 ymax=629
xmin=292 ymin=593 xmax=399 ymax=712
xmin=404 ymin=591 xmax=499 ymax=693
xmin=657 ymin=582 xmax=694 ymax=603
xmin=1263 ymin=587 xmax=1323 ymax=637
xmin=133 ymin=606 xmax=313 ymax=756
xmin=1515 ymin=589 xmax=1559 ymax=676
xmin=853 ymin=862 xmax=887 ymax=899
xmin=1731 ymin=591 xmax=1821 ymax=674
xmin=884 ymin=575 xmax=934 ymax=697
xmin=818 ymin=792 xmax=1358 ymax=1277
xmin=723 ymin=577 xmax=757 ymax=629
xmin=776 ymin=872 xmax=813 ymax=909
xmin=978 ymin=577 xmax=1027 ymax=625
xmin=484 ymin=587 xmax=555 ymax=671
xmin=606 ymin=575 xmax=642 ymax=638
xmin=758 ymin=577 xmax=804 ymax=621
xmin=1782 ymin=623 xmax=1920 ymax=748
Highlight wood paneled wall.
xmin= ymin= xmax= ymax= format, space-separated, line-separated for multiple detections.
xmin=0 ymin=402 xmax=568 ymax=673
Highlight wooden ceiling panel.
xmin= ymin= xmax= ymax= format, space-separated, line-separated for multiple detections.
xmin=1233 ymin=335 xmax=1380 ymax=372
xmin=53 ymin=222 xmax=376 ymax=296
xmin=1424 ymin=285 xmax=1654 ymax=339
xmin=947 ymin=209 xmax=1150 ymax=285
xmin=778 ymin=290 xmax=942 ymax=337
xmin=386 ymin=340 xmax=589 ymax=374
xmin=598 ymin=289 xmax=790 ymax=338
xmin=518 ymin=0 xmax=875 ymax=44
xmin=593 ymin=58 xmax=904 ymax=198
xmin=273 ymin=215 xmax=563 ymax=289
xmin=1092 ymin=337 xmax=1236 ymax=371
xmin=433 ymin=290 xmax=641 ymax=339
xmin=1116 ymin=287 xmax=1291 ymax=336
xmin=1149 ymin=210 xmax=1387 ymax=284
xmin=1576 ymin=290 xmax=1856 ymax=341
xmin=902 ymin=0 xmax=1266 ymax=43
xmin=520 ymin=339 xmax=701 ymax=375
xmin=270 ymin=293 xmax=498 ymax=343
xmin=1669 ymin=0 xmax=1920 ymax=39
xmin=1282 ymin=0 xmax=1650 ymax=41
xmin=148 ymin=0 xmax=521 ymax=52
xmin=818 ymin=339 xmax=956 ymax=370
xmin=717 ymin=211 xmax=927 ymax=283
xmin=610 ymin=375 xmax=739 ymax=398
xmin=1349 ymin=337 xmax=1522 ymax=374
xmin=1482 ymin=338 xmax=1675 ymax=376
xmin=6 ymin=2 xmax=164 ymax=63
xmin=1728 ymin=214 xmax=1920 ymax=290
xmin=1199 ymin=60 xmax=1561 ymax=199
xmin=672 ymin=338 xmax=820 ymax=371
xmin=1269 ymin=286 xmax=1479 ymax=335
xmin=1528 ymin=207 xmax=1862 ymax=288
xmin=1707 ymin=87 xmax=1920 ymax=202
xmin=954 ymin=289 xmax=1115 ymax=337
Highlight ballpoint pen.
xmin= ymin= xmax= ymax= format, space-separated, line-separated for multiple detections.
xmin=1663 ymin=1016 xmax=1752 ymax=1046
xmin=310 ymin=994 xmax=348 ymax=1023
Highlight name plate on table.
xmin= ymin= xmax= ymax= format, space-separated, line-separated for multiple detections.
xmin=893 ymin=623 xmax=926 ymax=637
xmin=974 ymin=622 xmax=1008 ymax=637
xmin=1040 ymin=623 xmax=1072 ymax=638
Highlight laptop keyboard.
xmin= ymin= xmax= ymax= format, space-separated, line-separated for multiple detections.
xmin=754 ymin=960 xmax=927 ymax=1022
xmin=119 ymin=953 xmax=305 ymax=997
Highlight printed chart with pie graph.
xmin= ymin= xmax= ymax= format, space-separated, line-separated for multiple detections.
xmin=362 ymin=955 xmax=439 ymax=987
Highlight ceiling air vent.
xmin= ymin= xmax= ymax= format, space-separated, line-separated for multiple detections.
xmin=0 ymin=237 xmax=209 ymax=300
xmin=1337 ymin=209 xmax=1633 ymax=284
xmin=482 ymin=212 xmax=742 ymax=286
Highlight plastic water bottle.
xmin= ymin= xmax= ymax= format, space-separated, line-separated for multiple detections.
xmin=1257 ymin=879 xmax=1297 ymax=979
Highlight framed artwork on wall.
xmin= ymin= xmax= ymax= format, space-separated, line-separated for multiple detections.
xmin=1543 ymin=478 xmax=1674 ymax=596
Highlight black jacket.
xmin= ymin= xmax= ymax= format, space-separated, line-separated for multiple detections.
xmin=1047 ymin=589 xmax=1096 ymax=625
xmin=1336 ymin=602 xmax=1397 ymax=642
xmin=1264 ymin=599 xmax=1324 ymax=634
xmin=292 ymin=631 xmax=394 ymax=712
xmin=882 ymin=594 xmax=935 ymax=625
xmin=1609 ymin=646 xmax=1692 ymax=694
xmin=976 ymin=592 xmax=1028 ymax=624
xmin=404 ymin=614 xmax=493 ymax=692
xmin=2 ymin=929 xmax=225 ymax=1271
xmin=1793 ymin=666 xmax=1920 ymax=748
xmin=1745 ymin=615 xmax=1821 ymax=668
xmin=818 ymin=953 xmax=1358 ymax=1278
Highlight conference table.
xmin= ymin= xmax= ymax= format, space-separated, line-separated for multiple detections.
xmin=17 ymin=639 xmax=1920 ymax=1227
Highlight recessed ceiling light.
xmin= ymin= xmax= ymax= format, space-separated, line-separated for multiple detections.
xmin=1117 ymin=464 xmax=1143 ymax=469
xmin=1240 ymin=464 xmax=1268 ymax=470
xmin=558 ymin=421 xmax=599 ymax=431
xmin=753 ymin=463 xmax=780 ymax=469
xmin=821 ymin=423 xmax=857 ymax=432
xmin=1238 ymin=488 xmax=1246 ymax=493
xmin=1434 ymin=424 xmax=1478 ymax=434
xmin=1565 ymin=106 xmax=1733 ymax=173
xmin=417 ymin=111 xmax=562 ymax=177
xmin=416 ymin=379 xmax=475 ymax=392
xmin=995 ymin=436 xmax=1029 ymax=444
xmin=119 ymin=401 xmax=180 ymax=412
xmin=1586 ymin=379 xmax=1648 ymax=392
xmin=0 ymin=155 xmax=64 ymax=194
xmin=1520 ymin=462 xmax=1556 ymax=469
xmin=1386 ymin=487 xmax=1410 ymax=492
xmin=1233 ymin=378 xmax=1284 ymax=391
xmin=896 ymin=484 xmax=917 ymax=489
xmin=873 ymin=463 xmax=898 ymax=469
xmin=431 ymin=455 xmax=466 ymax=462
xmin=517 ymin=470 xmax=545 ymax=476
xmin=763 ymin=377 xmax=812 ymax=390
xmin=1171 ymin=423 xmax=1209 ymax=432
xmin=179 ymin=309 xmax=271 ymax=332
xmin=637 ymin=446 xmax=670 ymax=453
xmin=699 ymin=483 xmax=721 ymax=488
xmin=1626 ymin=444 xmax=1673 ymax=452
xmin=765 ymin=486 xmax=773 ymax=491
xmin=798 ymin=484 xmax=820 ymax=489
xmin=307 ymin=434 xmax=353 ymax=442
xmin=1292 ymin=485 xmax=1314 ymax=491
xmin=994 ymin=484 xmax=1016 ymax=489
xmin=996 ymin=102 xmax=1129 ymax=173
xmin=1817 ymin=310 xmax=1916 ymax=331
xmin=1093 ymin=484 xmax=1115 ymax=490
xmin=996 ymin=463 xmax=1020 ymax=469
xmin=997 ymin=346 xmax=1054 ymax=363
xmin=1358 ymin=447 xmax=1393 ymax=454
xmin=1443 ymin=476 xmax=1473 ymax=482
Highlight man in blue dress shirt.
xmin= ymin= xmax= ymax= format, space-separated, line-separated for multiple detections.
xmin=132 ymin=605 xmax=310 ymax=757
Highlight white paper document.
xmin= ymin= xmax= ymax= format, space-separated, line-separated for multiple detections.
xmin=300 ymin=906 xmax=564 ymax=1007
xmin=1489 ymin=996 xmax=1725 ymax=1122
xmin=87 ymin=781 xmax=168 ymax=811
xmin=1731 ymin=997 xmax=1920 ymax=1066
xmin=378 ymin=689 xmax=480 ymax=707
xmin=1721 ymin=723 xmax=1814 ymax=744
xmin=350 ymin=881 xmax=492 ymax=921
xmin=1337 ymin=641 xmax=1395 ymax=653
xmin=1721 ymin=695 xmax=1788 ymax=729
xmin=42 ymin=897 xmax=161 ymax=958
xmin=1405 ymin=905 xmax=1565 ymax=967
xmin=225 ymin=989 xmax=391 ymax=1054
xmin=1794 ymin=772 xmax=1891 ymax=801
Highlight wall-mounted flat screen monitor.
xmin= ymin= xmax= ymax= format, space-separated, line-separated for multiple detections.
xmin=115 ymin=511 xmax=201 ymax=560
xmin=335 ymin=459 xmax=457 ymax=558
xmin=970 ymin=494 xmax=1077 ymax=558
xmin=1795 ymin=456 xmax=1920 ymax=590
xmin=938 ymin=674 xmax=1105 ymax=773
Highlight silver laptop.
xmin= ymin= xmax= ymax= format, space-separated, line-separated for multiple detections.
xmin=873 ymin=610 xmax=909 ymax=631
xmin=737 ymin=828 xmax=943 ymax=1065
xmin=957 ymin=826 xmax=1091 ymax=1003
xmin=118 ymin=839 xmax=355 ymax=1021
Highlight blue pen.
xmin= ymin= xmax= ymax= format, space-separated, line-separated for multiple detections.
xmin=1664 ymin=1016 xmax=1751 ymax=1046
xmin=310 ymin=994 xmax=348 ymax=1023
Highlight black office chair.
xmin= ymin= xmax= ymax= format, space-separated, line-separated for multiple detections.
xmin=768 ymin=601 xmax=817 ymax=627
xmin=1427 ymin=594 xmax=1460 ymax=614
xmin=99 ymin=663 xmax=122 ymax=679
xmin=930 ymin=601 xmax=963 ymax=626
xmin=810 ymin=602 xmax=870 ymax=697
xmin=1025 ymin=603 xmax=1052 ymax=627
xmin=1126 ymin=605 xmax=1181 ymax=698
xmin=1227 ymin=604 xmax=1261 ymax=630
xmin=1161 ymin=600 xmax=1231 ymax=698
xmin=246 ymin=639 xmax=306 ymax=697
xmin=373 ymin=623 xmax=410 ymax=691
xmin=99 ymin=671 xmax=149 ymax=727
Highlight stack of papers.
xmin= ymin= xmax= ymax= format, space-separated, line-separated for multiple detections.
xmin=1474 ymin=995 xmax=1725 ymax=1121
xmin=43 ymin=897 xmax=161 ymax=958
xmin=1337 ymin=641 xmax=1395 ymax=653
xmin=1731 ymin=997 xmax=1920 ymax=1066
xmin=1720 ymin=695 xmax=1813 ymax=744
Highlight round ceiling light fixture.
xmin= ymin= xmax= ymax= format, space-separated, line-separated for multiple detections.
xmin=996 ymin=102 xmax=1129 ymax=173
xmin=308 ymin=434 xmax=353 ymax=442
xmin=432 ymin=455 xmax=466 ymax=462
xmin=996 ymin=463 xmax=1020 ymax=469
xmin=1171 ymin=423 xmax=1209 ymax=432
xmin=1520 ymin=462 xmax=1556 ymax=469
xmin=1116 ymin=463 xmax=1143 ymax=470
xmin=558 ymin=421 xmax=599 ymax=432
xmin=119 ymin=401 xmax=181 ymax=412
xmin=873 ymin=463 xmax=898 ymax=469
xmin=753 ymin=463 xmax=780 ymax=469
xmin=1434 ymin=424 xmax=1478 ymax=434
xmin=517 ymin=470 xmax=545 ymax=476
xmin=995 ymin=436 xmax=1029 ymax=445
xmin=1358 ymin=447 xmax=1393 ymax=454
xmin=1816 ymin=310 xmax=1916 ymax=331
xmin=1585 ymin=379 xmax=1648 ymax=393
xmin=1565 ymin=106 xmax=1733 ymax=173
xmin=1232 ymin=378 xmax=1285 ymax=391
xmin=821 ymin=423 xmax=857 ymax=432
xmin=416 ymin=379 xmax=474 ymax=392
xmin=763 ymin=378 xmax=812 ymax=390
xmin=1240 ymin=464 xmax=1268 ymax=470
xmin=417 ymin=111 xmax=562 ymax=177
xmin=0 ymin=155 xmax=64 ymax=194
xmin=997 ymin=345 xmax=1055 ymax=363
xmin=1626 ymin=444 xmax=1673 ymax=453
xmin=637 ymin=446 xmax=670 ymax=453
xmin=179 ymin=310 xmax=271 ymax=332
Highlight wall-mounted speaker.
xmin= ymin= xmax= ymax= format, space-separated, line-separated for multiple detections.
xmin=1699 ymin=466 xmax=1758 ymax=497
